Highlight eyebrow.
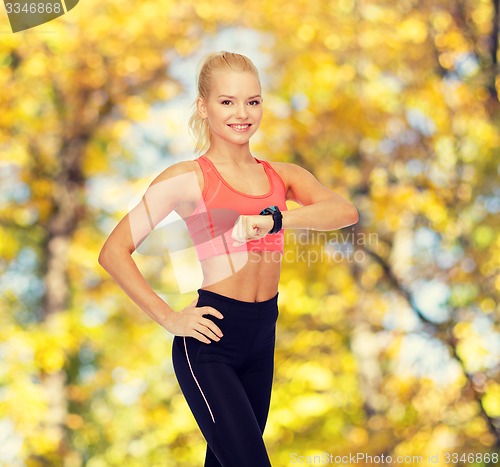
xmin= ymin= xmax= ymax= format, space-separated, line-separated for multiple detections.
xmin=217 ymin=94 xmax=262 ymax=99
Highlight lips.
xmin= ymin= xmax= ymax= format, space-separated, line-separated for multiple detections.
xmin=228 ymin=124 xmax=252 ymax=132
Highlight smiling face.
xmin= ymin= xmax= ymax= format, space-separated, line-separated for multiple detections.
xmin=197 ymin=70 xmax=263 ymax=150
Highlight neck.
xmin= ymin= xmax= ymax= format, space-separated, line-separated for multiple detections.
xmin=204 ymin=140 xmax=255 ymax=165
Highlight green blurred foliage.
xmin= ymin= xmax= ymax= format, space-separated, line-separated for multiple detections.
xmin=0 ymin=0 xmax=499 ymax=465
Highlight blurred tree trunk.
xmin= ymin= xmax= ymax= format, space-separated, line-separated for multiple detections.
xmin=489 ymin=0 xmax=499 ymax=100
xmin=38 ymin=133 xmax=88 ymax=456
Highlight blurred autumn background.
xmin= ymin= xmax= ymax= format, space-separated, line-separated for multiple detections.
xmin=1 ymin=0 xmax=499 ymax=465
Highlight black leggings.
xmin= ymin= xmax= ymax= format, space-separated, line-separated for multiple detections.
xmin=172 ymin=288 xmax=279 ymax=467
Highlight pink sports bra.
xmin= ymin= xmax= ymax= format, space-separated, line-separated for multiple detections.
xmin=185 ymin=155 xmax=287 ymax=261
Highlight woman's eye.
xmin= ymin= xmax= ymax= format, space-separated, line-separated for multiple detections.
xmin=221 ymin=100 xmax=232 ymax=105
xmin=248 ymin=100 xmax=261 ymax=106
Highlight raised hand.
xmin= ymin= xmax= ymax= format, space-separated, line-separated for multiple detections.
xmin=231 ymin=215 xmax=273 ymax=247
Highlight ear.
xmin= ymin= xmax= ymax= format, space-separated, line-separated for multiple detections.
xmin=196 ymin=97 xmax=208 ymax=120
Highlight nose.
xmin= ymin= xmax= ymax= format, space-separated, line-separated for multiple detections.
xmin=235 ymin=104 xmax=248 ymax=120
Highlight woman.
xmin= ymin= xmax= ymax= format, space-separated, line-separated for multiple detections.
xmin=98 ymin=51 xmax=358 ymax=466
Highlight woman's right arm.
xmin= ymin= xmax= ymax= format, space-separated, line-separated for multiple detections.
xmin=98 ymin=161 xmax=224 ymax=344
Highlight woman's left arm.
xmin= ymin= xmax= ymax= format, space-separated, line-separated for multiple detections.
xmin=231 ymin=162 xmax=358 ymax=245
xmin=279 ymin=162 xmax=358 ymax=231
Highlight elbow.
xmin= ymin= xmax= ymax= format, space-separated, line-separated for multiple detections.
xmin=350 ymin=205 xmax=359 ymax=226
xmin=335 ymin=203 xmax=358 ymax=229
xmin=98 ymin=244 xmax=109 ymax=269
xmin=98 ymin=241 xmax=115 ymax=270
xmin=98 ymin=241 xmax=132 ymax=270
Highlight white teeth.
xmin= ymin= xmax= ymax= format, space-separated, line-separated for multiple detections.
xmin=230 ymin=124 xmax=250 ymax=130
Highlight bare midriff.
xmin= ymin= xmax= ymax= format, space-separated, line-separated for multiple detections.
xmin=199 ymin=251 xmax=282 ymax=302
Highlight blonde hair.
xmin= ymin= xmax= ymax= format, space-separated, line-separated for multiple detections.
xmin=188 ymin=51 xmax=261 ymax=154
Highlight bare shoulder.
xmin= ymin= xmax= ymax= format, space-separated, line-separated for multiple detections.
xmin=266 ymin=160 xmax=335 ymax=205
xmin=265 ymin=160 xmax=316 ymax=188
xmin=151 ymin=159 xmax=202 ymax=185
xmin=146 ymin=158 xmax=204 ymax=206
xmin=266 ymin=160 xmax=309 ymax=172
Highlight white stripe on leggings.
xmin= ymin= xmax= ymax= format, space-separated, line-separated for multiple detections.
xmin=183 ymin=336 xmax=216 ymax=423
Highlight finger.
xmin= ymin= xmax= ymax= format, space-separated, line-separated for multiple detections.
xmin=197 ymin=322 xmax=222 ymax=341
xmin=248 ymin=217 xmax=263 ymax=240
xmin=192 ymin=329 xmax=211 ymax=344
xmin=237 ymin=216 xmax=247 ymax=241
xmin=233 ymin=217 xmax=252 ymax=246
xmin=199 ymin=317 xmax=223 ymax=338
xmin=231 ymin=216 xmax=239 ymax=240
xmin=250 ymin=219 xmax=260 ymax=239
xmin=199 ymin=306 xmax=224 ymax=320
xmin=232 ymin=225 xmax=245 ymax=245
xmin=193 ymin=319 xmax=222 ymax=341
xmin=231 ymin=216 xmax=244 ymax=242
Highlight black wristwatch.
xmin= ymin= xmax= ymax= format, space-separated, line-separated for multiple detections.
xmin=259 ymin=206 xmax=283 ymax=234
